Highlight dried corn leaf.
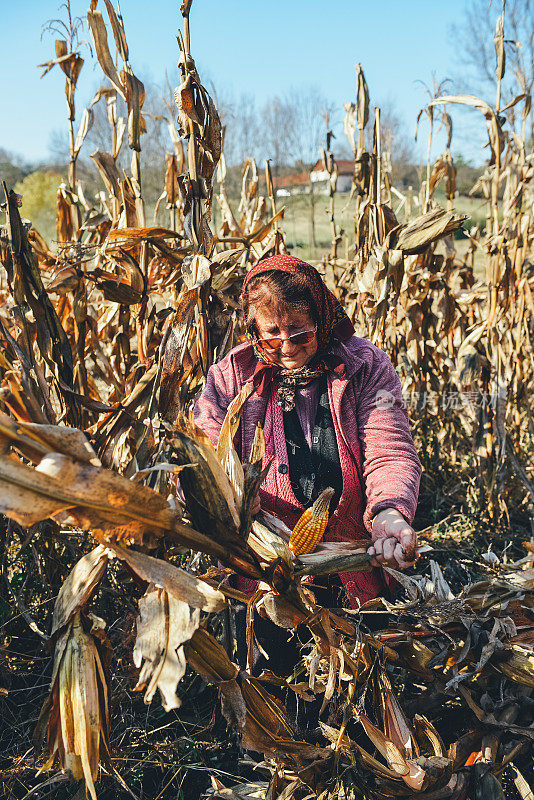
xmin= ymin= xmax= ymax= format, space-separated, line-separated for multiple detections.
xmin=240 ymin=675 xmax=326 ymax=761
xmin=356 ymin=63 xmax=369 ymax=132
xmin=0 ymin=453 xmax=77 ymax=527
xmin=428 ymin=95 xmax=510 ymax=166
xmin=181 ymin=253 xmax=211 ymax=289
xmin=102 ymin=0 xmax=128 ymax=62
xmin=241 ymin=423 xmax=269 ymax=536
xmin=358 ymin=712 xmax=427 ymax=789
xmin=90 ymin=151 xmax=121 ymax=198
xmin=0 ymin=413 xmax=100 ymax=465
xmin=185 ymin=627 xmax=238 ymax=682
xmin=256 ymin=510 xmax=293 ymax=542
xmin=499 ymin=644 xmax=534 ymax=687
xmin=133 ymin=583 xmax=200 ymax=710
xmin=37 ymin=48 xmax=80 ymax=79
xmin=185 ymin=627 xmax=247 ymax=729
xmin=217 ymin=382 xmax=253 ymax=509
xmin=319 ymin=722 xmax=354 ymax=754
xmin=257 ymin=592 xmax=307 ymax=629
xmin=159 ymin=288 xmax=199 ymax=421
xmin=121 ymin=69 xmax=145 ymax=151
xmin=381 ymin=683 xmax=414 ymax=758
xmin=247 ymin=208 xmax=284 ymax=245
xmin=97 ymin=279 xmax=142 ymax=305
xmin=175 ymin=74 xmax=201 ymax=132
xmin=392 ymin=208 xmax=467 ymax=254
xmin=171 ymin=419 xmax=242 ymax=544
xmin=108 ymin=545 xmax=225 ymax=611
xmin=0 ymin=433 xmax=194 ymax=546
xmin=87 ymin=8 xmax=125 ymax=99
xmin=56 ymin=187 xmax=72 ymax=243
xmin=208 ymin=781 xmax=270 ymax=800
xmin=413 ymin=716 xmax=445 ymax=758
xmin=3 ymin=190 xmax=75 ymax=416
xmin=249 ymin=519 xmax=293 ymax=564
xmin=164 ymin=153 xmax=180 ymax=206
xmin=354 ymin=741 xmax=405 ymax=781
xmin=74 ymin=108 xmax=94 ymax=157
xmin=52 ymin=547 xmax=109 ymax=636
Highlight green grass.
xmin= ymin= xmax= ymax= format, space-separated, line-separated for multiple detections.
xmin=31 ymin=188 xmax=493 ymax=279
xmin=276 ymin=189 xmax=492 ymax=268
xmin=445 ymin=192 xmax=489 ymax=230
xmin=279 ymin=192 xmax=356 ymax=262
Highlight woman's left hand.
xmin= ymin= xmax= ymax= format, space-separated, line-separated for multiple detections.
xmin=368 ymin=508 xmax=418 ymax=569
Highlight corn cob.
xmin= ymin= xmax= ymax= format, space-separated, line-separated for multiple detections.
xmin=289 ymin=487 xmax=335 ymax=555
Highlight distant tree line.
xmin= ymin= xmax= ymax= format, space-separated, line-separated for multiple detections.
xmin=1 ymin=77 xmax=482 ymax=245
xmin=5 ymin=78 xmax=424 ymax=213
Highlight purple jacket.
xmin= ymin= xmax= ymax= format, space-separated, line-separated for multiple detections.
xmin=194 ymin=336 xmax=421 ymax=534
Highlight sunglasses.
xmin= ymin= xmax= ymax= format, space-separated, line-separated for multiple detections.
xmin=254 ymin=325 xmax=317 ymax=352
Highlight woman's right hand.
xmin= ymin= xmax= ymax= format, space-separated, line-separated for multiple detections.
xmin=368 ymin=507 xmax=418 ymax=570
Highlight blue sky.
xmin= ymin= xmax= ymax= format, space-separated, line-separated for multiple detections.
xmin=2 ymin=0 xmax=492 ymax=166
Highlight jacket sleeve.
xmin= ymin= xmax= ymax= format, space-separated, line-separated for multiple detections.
xmin=193 ymin=361 xmax=233 ymax=447
xmin=354 ymin=348 xmax=422 ymax=531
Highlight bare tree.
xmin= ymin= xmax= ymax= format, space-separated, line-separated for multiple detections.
xmin=218 ymin=92 xmax=261 ymax=166
xmin=193 ymin=85 xmax=342 ymax=174
xmin=260 ymin=96 xmax=294 ymax=174
xmin=450 ymin=0 xmax=533 ymax=139
xmin=285 ymin=86 xmax=333 ymax=167
xmin=0 ymin=148 xmax=31 ymax=186
xmin=378 ymin=102 xmax=415 ymax=164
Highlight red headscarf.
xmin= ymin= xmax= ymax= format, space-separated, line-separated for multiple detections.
xmin=242 ymin=254 xmax=355 ymax=405
xmin=243 ymin=254 xmax=354 ymax=344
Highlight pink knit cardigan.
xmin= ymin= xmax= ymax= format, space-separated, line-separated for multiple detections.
xmin=194 ymin=336 xmax=422 ymax=605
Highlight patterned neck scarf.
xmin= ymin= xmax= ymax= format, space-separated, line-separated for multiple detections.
xmin=243 ymin=255 xmax=355 ymax=411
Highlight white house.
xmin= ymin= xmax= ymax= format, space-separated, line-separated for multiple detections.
xmin=274 ymin=158 xmax=355 ymax=197
xmin=310 ymin=158 xmax=354 ymax=194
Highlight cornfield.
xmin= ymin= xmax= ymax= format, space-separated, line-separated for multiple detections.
xmin=1 ymin=2 xmax=534 ymax=799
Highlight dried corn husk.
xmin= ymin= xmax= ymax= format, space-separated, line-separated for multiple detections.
xmin=499 ymin=644 xmax=534 ymax=687
xmin=38 ymin=612 xmax=110 ymax=800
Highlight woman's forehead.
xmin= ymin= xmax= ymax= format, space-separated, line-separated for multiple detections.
xmin=255 ymin=304 xmax=312 ymax=327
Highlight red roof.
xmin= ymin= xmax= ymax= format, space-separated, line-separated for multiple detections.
xmin=273 ymin=172 xmax=310 ymax=188
xmin=274 ymin=158 xmax=355 ymax=188
xmin=312 ymin=158 xmax=354 ymax=174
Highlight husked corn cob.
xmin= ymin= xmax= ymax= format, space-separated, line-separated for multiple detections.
xmin=289 ymin=487 xmax=335 ymax=555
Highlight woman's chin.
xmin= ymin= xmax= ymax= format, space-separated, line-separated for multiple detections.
xmin=278 ymin=355 xmax=308 ymax=369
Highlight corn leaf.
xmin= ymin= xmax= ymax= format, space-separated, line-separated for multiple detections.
xmin=108 ymin=545 xmax=225 ymax=612
xmin=133 ymin=583 xmax=200 ymax=710
xmin=87 ymin=8 xmax=125 ymax=99
xmin=52 ymin=547 xmax=109 ymax=636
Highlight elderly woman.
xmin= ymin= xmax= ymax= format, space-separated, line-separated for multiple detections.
xmin=194 ymin=254 xmax=421 ymax=612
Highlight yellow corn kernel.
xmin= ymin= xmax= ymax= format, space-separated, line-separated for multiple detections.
xmin=289 ymin=487 xmax=335 ymax=555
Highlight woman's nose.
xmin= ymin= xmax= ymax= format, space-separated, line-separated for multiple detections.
xmin=281 ymin=336 xmax=297 ymax=353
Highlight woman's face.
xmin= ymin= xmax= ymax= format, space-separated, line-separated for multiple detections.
xmin=253 ymin=298 xmax=318 ymax=370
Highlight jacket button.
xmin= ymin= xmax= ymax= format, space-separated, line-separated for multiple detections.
xmin=278 ymin=464 xmax=288 ymax=474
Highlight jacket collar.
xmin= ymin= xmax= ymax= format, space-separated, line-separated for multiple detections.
xmin=331 ymin=338 xmax=367 ymax=381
